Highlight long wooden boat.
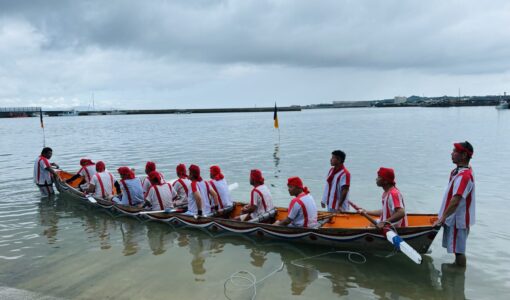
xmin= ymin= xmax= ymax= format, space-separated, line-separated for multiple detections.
xmin=54 ymin=170 xmax=440 ymax=254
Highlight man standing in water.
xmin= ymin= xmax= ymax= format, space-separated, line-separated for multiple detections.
xmin=33 ymin=147 xmax=59 ymax=196
xmin=321 ymin=150 xmax=351 ymax=212
xmin=434 ymin=141 xmax=475 ymax=267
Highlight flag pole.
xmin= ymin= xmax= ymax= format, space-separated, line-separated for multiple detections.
xmin=40 ymin=107 xmax=46 ymax=147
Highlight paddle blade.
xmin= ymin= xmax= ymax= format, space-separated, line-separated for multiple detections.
xmin=86 ymin=195 xmax=97 ymax=203
xmin=386 ymin=230 xmax=422 ymax=264
xmin=228 ymin=182 xmax=239 ymax=191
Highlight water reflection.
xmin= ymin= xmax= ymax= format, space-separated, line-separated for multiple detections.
xmin=273 ymin=143 xmax=280 ymax=180
xmin=36 ymin=194 xmax=467 ymax=299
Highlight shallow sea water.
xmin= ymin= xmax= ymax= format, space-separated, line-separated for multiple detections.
xmin=0 ymin=107 xmax=509 ymax=299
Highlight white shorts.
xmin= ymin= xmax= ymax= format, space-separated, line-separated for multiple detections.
xmin=38 ymin=185 xmax=54 ymax=197
xmin=442 ymin=225 xmax=469 ymax=254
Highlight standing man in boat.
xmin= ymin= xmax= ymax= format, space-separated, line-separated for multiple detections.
xmin=363 ymin=167 xmax=407 ymax=228
xmin=144 ymin=171 xmax=175 ymax=211
xmin=274 ymin=177 xmax=318 ymax=228
xmin=185 ymin=165 xmax=219 ymax=216
xmin=433 ymin=141 xmax=475 ymax=267
xmin=65 ymin=158 xmax=97 ymax=191
xmin=240 ymin=169 xmax=274 ymax=221
xmin=110 ymin=167 xmax=144 ymax=207
xmin=87 ymin=161 xmax=120 ymax=199
xmin=141 ymin=161 xmax=165 ymax=197
xmin=208 ymin=165 xmax=233 ymax=209
xmin=33 ymin=147 xmax=59 ymax=196
xmin=321 ymin=150 xmax=351 ymax=212
xmin=173 ymin=163 xmax=191 ymax=208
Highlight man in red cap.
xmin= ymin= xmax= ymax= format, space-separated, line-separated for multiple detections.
xmin=321 ymin=150 xmax=351 ymax=212
xmin=87 ymin=161 xmax=120 ymax=199
xmin=144 ymin=171 xmax=176 ymax=211
xmin=66 ymin=158 xmax=97 ymax=191
xmin=240 ymin=169 xmax=274 ymax=221
xmin=185 ymin=165 xmax=219 ymax=216
xmin=140 ymin=161 xmax=165 ymax=197
xmin=208 ymin=165 xmax=233 ymax=209
xmin=434 ymin=141 xmax=475 ymax=267
xmin=274 ymin=177 xmax=318 ymax=228
xmin=110 ymin=167 xmax=144 ymax=207
xmin=172 ymin=163 xmax=191 ymax=208
xmin=33 ymin=147 xmax=59 ymax=197
xmin=364 ymin=167 xmax=407 ymax=229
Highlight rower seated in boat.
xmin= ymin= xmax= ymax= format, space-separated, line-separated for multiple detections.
xmin=144 ymin=171 xmax=176 ymax=211
xmin=185 ymin=165 xmax=219 ymax=216
xmin=208 ymin=165 xmax=233 ymax=210
xmin=140 ymin=161 xmax=165 ymax=197
xmin=274 ymin=177 xmax=318 ymax=228
xmin=66 ymin=158 xmax=96 ymax=191
xmin=172 ymin=163 xmax=191 ymax=208
xmin=109 ymin=167 xmax=144 ymax=207
xmin=362 ymin=167 xmax=407 ymax=229
xmin=239 ymin=169 xmax=274 ymax=221
xmin=87 ymin=161 xmax=121 ymax=199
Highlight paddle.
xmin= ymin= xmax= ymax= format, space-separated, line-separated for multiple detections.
xmin=84 ymin=194 xmax=97 ymax=203
xmin=348 ymin=201 xmax=422 ymax=264
xmin=139 ymin=208 xmax=185 ymax=214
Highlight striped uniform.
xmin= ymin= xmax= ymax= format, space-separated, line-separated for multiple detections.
xmin=33 ymin=155 xmax=54 ymax=196
xmin=209 ymin=178 xmax=233 ymax=209
xmin=380 ymin=186 xmax=407 ymax=227
xmin=250 ymin=184 xmax=274 ymax=219
xmin=113 ymin=178 xmax=144 ymax=206
xmin=141 ymin=172 xmax=166 ymax=196
xmin=78 ymin=165 xmax=97 ymax=190
xmin=322 ymin=166 xmax=351 ymax=212
xmin=146 ymin=183 xmax=176 ymax=211
xmin=90 ymin=171 xmax=117 ymax=199
xmin=173 ymin=177 xmax=191 ymax=207
xmin=186 ymin=180 xmax=213 ymax=215
xmin=287 ymin=193 xmax=318 ymax=228
xmin=439 ymin=167 xmax=475 ymax=254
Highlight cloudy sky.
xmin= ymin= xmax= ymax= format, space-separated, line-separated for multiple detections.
xmin=1 ymin=0 xmax=509 ymax=109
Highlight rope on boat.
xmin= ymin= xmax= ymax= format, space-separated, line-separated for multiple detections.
xmin=223 ymin=250 xmax=366 ymax=300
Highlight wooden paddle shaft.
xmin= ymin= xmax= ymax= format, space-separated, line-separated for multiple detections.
xmin=348 ymin=201 xmax=378 ymax=226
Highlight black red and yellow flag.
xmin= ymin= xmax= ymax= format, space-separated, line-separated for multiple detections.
xmin=273 ymin=103 xmax=279 ymax=129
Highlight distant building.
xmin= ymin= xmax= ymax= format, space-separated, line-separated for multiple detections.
xmin=394 ymin=96 xmax=407 ymax=104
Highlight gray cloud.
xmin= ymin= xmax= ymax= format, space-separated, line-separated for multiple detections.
xmin=1 ymin=0 xmax=510 ymax=108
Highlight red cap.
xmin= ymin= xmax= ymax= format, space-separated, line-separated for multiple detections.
xmin=148 ymin=171 xmax=162 ymax=185
xmin=250 ymin=169 xmax=264 ymax=185
xmin=377 ymin=167 xmax=395 ymax=185
xmin=118 ymin=166 xmax=135 ymax=179
xmin=210 ymin=165 xmax=224 ymax=180
xmin=454 ymin=142 xmax=473 ymax=158
xmin=287 ymin=176 xmax=304 ymax=189
xmin=80 ymin=158 xmax=94 ymax=166
xmin=189 ymin=164 xmax=202 ymax=181
xmin=176 ymin=164 xmax=187 ymax=177
xmin=145 ymin=161 xmax=156 ymax=174
xmin=96 ymin=161 xmax=106 ymax=172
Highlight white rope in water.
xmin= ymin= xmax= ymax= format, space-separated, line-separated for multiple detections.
xmin=223 ymin=262 xmax=284 ymax=300
xmin=223 ymin=250 xmax=366 ymax=300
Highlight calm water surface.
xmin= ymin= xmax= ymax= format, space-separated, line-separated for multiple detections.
xmin=0 ymin=107 xmax=509 ymax=299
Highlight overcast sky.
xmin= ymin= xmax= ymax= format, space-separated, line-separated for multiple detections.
xmin=1 ymin=0 xmax=509 ymax=109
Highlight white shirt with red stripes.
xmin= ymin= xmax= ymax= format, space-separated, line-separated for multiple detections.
xmin=288 ymin=193 xmax=318 ymax=228
xmin=146 ymin=183 xmax=176 ymax=211
xmin=187 ymin=180 xmax=213 ymax=215
xmin=90 ymin=171 xmax=117 ymax=199
xmin=438 ymin=167 xmax=476 ymax=229
xmin=250 ymin=184 xmax=274 ymax=218
xmin=33 ymin=155 xmax=53 ymax=185
xmin=321 ymin=166 xmax=351 ymax=211
xmin=78 ymin=165 xmax=97 ymax=184
xmin=380 ymin=186 xmax=408 ymax=227
xmin=209 ymin=179 xmax=233 ymax=208
xmin=141 ymin=172 xmax=166 ymax=196
xmin=173 ymin=177 xmax=191 ymax=206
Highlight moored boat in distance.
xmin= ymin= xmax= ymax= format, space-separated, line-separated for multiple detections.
xmin=54 ymin=170 xmax=440 ymax=255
